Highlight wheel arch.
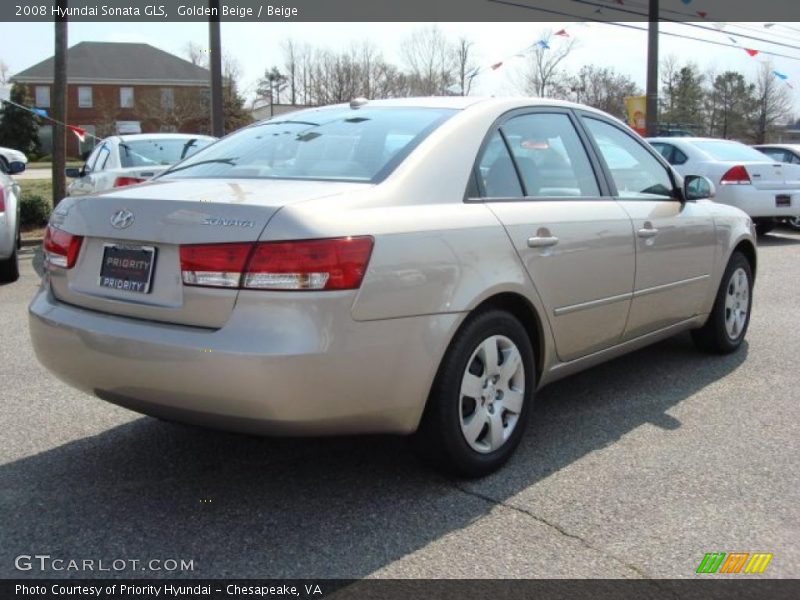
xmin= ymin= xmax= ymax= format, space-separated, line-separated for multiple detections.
xmin=733 ymin=239 xmax=757 ymax=281
xmin=465 ymin=291 xmax=546 ymax=384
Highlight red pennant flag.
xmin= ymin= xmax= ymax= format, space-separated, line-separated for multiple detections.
xmin=491 ymin=62 xmax=503 ymax=70
xmin=744 ymin=48 xmax=759 ymax=57
xmin=67 ymin=125 xmax=87 ymax=142
xmin=554 ymin=29 xmax=569 ymax=37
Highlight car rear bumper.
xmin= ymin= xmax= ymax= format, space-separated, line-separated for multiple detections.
xmin=29 ymin=283 xmax=460 ymax=435
xmin=716 ymin=186 xmax=800 ymax=217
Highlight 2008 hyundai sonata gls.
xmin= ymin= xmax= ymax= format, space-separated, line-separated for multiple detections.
xmin=30 ymin=97 xmax=756 ymax=476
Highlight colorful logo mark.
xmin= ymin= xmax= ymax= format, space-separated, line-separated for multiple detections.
xmin=696 ymin=552 xmax=773 ymax=574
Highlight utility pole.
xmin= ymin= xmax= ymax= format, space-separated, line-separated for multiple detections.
xmin=52 ymin=0 xmax=67 ymax=207
xmin=208 ymin=0 xmax=224 ymax=137
xmin=645 ymin=0 xmax=659 ymax=136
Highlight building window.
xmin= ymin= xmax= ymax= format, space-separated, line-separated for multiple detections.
xmin=35 ymin=86 xmax=50 ymax=107
xmin=78 ymin=86 xmax=93 ymax=108
xmin=120 ymin=87 xmax=134 ymax=108
xmin=160 ymin=88 xmax=174 ymax=111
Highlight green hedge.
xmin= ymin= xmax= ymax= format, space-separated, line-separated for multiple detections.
xmin=19 ymin=194 xmax=51 ymax=228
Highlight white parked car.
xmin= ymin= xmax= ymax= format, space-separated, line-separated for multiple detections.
xmin=752 ymin=143 xmax=800 ymax=230
xmin=648 ymin=137 xmax=800 ymax=235
xmin=66 ymin=133 xmax=215 ymax=196
xmin=0 ymin=146 xmax=28 ymax=172
xmin=0 ymin=157 xmax=26 ymax=283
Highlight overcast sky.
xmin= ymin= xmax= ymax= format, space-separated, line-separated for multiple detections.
xmin=1 ymin=21 xmax=799 ymax=112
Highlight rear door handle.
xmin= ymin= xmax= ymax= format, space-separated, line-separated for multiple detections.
xmin=637 ymin=228 xmax=659 ymax=238
xmin=527 ymin=236 xmax=559 ymax=248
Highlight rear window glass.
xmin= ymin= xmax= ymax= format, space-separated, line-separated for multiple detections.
xmin=693 ymin=141 xmax=772 ymax=162
xmin=159 ymin=107 xmax=456 ymax=183
xmin=120 ymin=138 xmax=213 ymax=168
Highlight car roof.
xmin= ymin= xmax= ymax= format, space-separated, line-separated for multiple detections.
xmin=110 ymin=133 xmax=216 ymax=142
xmin=753 ymin=143 xmax=800 ymax=150
xmin=647 ymin=137 xmax=746 ymax=144
xmin=257 ymin=96 xmax=615 ymax=123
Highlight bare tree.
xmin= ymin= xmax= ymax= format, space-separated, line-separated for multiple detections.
xmin=401 ymin=25 xmax=457 ymax=95
xmin=183 ymin=41 xmax=207 ymax=67
xmin=453 ymin=37 xmax=478 ymax=96
xmin=569 ymin=65 xmax=640 ymax=119
xmin=751 ymin=61 xmax=793 ymax=144
xmin=514 ymin=30 xmax=576 ymax=98
xmin=137 ymin=87 xmax=210 ymax=134
xmin=0 ymin=59 xmax=9 ymax=85
xmin=282 ymin=39 xmax=299 ymax=105
xmin=659 ymin=54 xmax=680 ymax=117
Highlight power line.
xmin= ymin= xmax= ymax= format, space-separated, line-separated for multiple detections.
xmin=570 ymin=0 xmax=800 ymax=53
xmin=486 ymin=0 xmax=800 ymax=62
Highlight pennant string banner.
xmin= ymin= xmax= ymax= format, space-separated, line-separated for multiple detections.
xmin=0 ymin=97 xmax=101 ymax=143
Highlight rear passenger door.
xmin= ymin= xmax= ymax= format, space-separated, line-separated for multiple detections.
xmin=581 ymin=116 xmax=716 ymax=340
xmin=473 ymin=109 xmax=636 ymax=363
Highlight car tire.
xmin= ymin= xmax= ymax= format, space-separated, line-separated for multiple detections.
xmin=691 ymin=251 xmax=753 ymax=355
xmin=753 ymin=218 xmax=776 ymax=236
xmin=788 ymin=217 xmax=800 ymax=231
xmin=412 ymin=309 xmax=535 ymax=478
xmin=0 ymin=245 xmax=20 ymax=283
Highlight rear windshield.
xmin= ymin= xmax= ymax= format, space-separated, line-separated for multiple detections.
xmin=693 ymin=141 xmax=772 ymax=162
xmin=159 ymin=107 xmax=456 ymax=183
xmin=120 ymin=138 xmax=213 ymax=168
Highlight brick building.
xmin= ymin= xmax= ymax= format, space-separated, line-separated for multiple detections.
xmin=12 ymin=42 xmax=212 ymax=157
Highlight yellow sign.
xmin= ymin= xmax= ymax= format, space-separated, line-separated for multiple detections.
xmin=625 ymin=95 xmax=647 ymax=135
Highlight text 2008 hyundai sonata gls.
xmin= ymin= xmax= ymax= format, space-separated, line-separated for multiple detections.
xmin=30 ymin=97 xmax=756 ymax=476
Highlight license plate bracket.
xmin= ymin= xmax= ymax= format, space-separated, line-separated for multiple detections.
xmin=98 ymin=244 xmax=156 ymax=294
xmin=776 ymin=194 xmax=791 ymax=208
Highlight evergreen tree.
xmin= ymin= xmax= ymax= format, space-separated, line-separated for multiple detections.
xmin=0 ymin=83 xmax=41 ymax=157
xmin=223 ymin=83 xmax=253 ymax=133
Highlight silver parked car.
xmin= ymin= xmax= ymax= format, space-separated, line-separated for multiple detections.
xmin=648 ymin=137 xmax=800 ymax=235
xmin=66 ymin=133 xmax=216 ymax=196
xmin=30 ymin=98 xmax=756 ymax=476
xmin=752 ymin=143 xmax=800 ymax=230
xmin=0 ymin=157 xmax=25 ymax=283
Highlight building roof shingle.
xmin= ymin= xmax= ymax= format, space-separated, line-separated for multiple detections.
xmin=12 ymin=42 xmax=210 ymax=86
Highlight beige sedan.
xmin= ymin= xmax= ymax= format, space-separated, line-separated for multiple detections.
xmin=30 ymin=97 xmax=756 ymax=476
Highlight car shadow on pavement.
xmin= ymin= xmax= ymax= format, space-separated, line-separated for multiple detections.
xmin=758 ymin=233 xmax=800 ymax=247
xmin=0 ymin=333 xmax=747 ymax=579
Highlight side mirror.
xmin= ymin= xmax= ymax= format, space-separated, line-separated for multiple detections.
xmin=65 ymin=167 xmax=82 ymax=178
xmin=7 ymin=161 xmax=26 ymax=175
xmin=684 ymin=175 xmax=715 ymax=201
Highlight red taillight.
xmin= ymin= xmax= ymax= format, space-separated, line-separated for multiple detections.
xmin=179 ymin=243 xmax=252 ymax=288
xmin=720 ymin=165 xmax=751 ymax=185
xmin=113 ymin=176 xmax=146 ymax=188
xmin=244 ymin=237 xmax=374 ymax=290
xmin=0 ymin=187 xmax=5 ymax=212
xmin=180 ymin=237 xmax=374 ymax=291
xmin=43 ymin=225 xmax=83 ymax=269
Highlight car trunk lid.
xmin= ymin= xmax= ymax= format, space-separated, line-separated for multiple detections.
xmin=47 ymin=178 xmax=368 ymax=328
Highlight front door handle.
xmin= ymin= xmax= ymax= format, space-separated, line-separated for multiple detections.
xmin=637 ymin=227 xmax=659 ymax=238
xmin=527 ymin=235 xmax=559 ymax=248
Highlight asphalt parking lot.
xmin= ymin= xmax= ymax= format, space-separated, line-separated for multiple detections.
xmin=1 ymin=231 xmax=798 ymax=580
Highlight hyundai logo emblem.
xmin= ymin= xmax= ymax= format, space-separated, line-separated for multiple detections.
xmin=110 ymin=209 xmax=135 ymax=230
